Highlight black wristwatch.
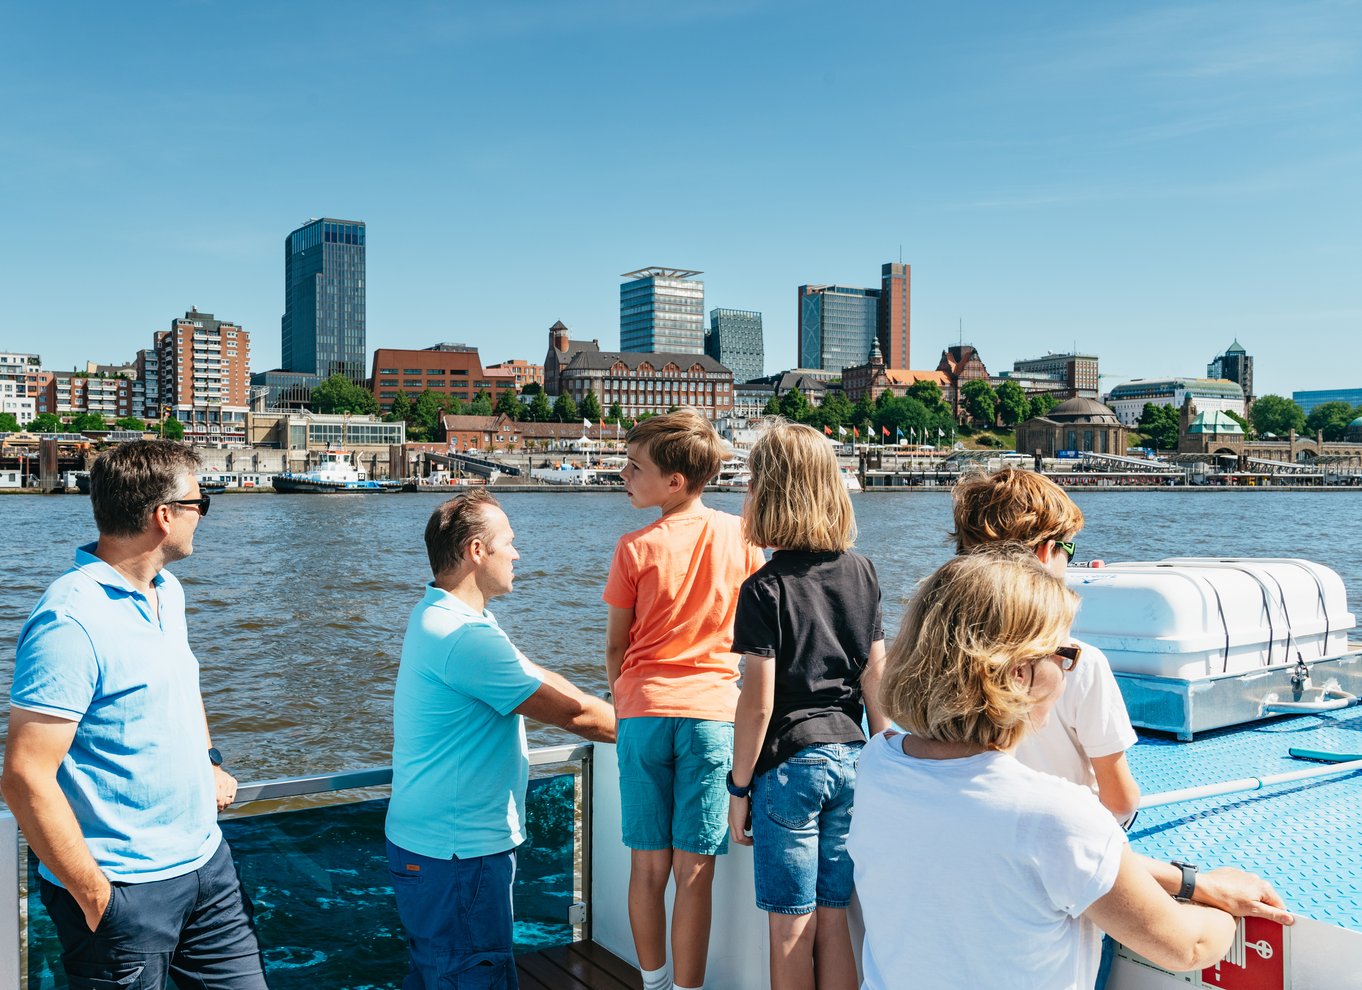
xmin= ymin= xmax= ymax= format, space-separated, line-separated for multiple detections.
xmin=1171 ymin=860 xmax=1198 ymax=900
xmin=208 ymin=747 xmax=225 ymax=768
xmin=725 ymin=771 xmax=752 ymax=799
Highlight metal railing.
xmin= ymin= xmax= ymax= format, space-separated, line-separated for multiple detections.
xmin=1 ymin=742 xmax=594 ymax=987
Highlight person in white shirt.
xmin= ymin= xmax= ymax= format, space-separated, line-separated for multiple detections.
xmin=848 ymin=549 xmax=1293 ymax=990
xmin=951 ymin=467 xmax=1140 ymax=822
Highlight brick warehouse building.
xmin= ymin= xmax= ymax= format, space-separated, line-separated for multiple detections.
xmin=370 ymin=343 xmax=518 ymax=411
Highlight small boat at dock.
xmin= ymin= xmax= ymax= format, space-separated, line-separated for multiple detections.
xmin=271 ymin=449 xmax=402 ymax=494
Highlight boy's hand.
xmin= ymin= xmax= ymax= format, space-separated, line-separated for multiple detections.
xmin=728 ymin=795 xmax=753 ymax=846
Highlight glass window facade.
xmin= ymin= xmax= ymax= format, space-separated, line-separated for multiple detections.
xmin=798 ymin=285 xmax=879 ymax=372
xmin=620 ymin=271 xmax=705 ymax=354
xmin=705 ymin=309 xmax=764 ymax=384
xmin=282 ymin=219 xmax=367 ymax=381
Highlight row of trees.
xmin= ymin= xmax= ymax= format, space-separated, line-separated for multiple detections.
xmin=1249 ymin=396 xmax=1362 ymax=442
xmin=1134 ymin=395 xmax=1362 ymax=451
xmin=956 ymin=379 xmax=1061 ymax=428
xmin=761 ymin=381 xmax=961 ymax=443
xmin=0 ymin=412 xmax=161 ymax=435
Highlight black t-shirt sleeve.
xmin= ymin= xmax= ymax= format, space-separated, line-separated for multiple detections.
xmin=732 ymin=573 xmax=779 ymax=658
xmin=868 ymin=557 xmax=885 ymax=641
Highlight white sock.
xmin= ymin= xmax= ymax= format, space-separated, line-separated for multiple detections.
xmin=674 ymin=984 xmax=703 ymax=990
xmin=641 ymin=965 xmax=670 ymax=990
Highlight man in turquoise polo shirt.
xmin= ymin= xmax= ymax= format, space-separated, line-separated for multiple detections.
xmin=2 ymin=440 xmax=266 ymax=989
xmin=386 ymin=490 xmax=616 ymax=990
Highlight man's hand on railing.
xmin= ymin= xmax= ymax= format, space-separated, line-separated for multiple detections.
xmin=214 ymin=767 xmax=239 ymax=811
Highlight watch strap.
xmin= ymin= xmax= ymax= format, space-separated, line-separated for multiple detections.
xmin=725 ymin=771 xmax=752 ymax=799
xmin=1171 ymin=860 xmax=1197 ymax=900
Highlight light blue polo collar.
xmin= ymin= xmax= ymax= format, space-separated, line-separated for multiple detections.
xmin=73 ymin=542 xmax=166 ymax=598
xmin=422 ymin=582 xmax=490 ymax=619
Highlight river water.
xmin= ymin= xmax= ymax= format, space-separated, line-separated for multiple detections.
xmin=1 ymin=490 xmax=1359 ymax=783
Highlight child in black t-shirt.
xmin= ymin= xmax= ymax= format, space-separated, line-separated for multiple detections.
xmin=727 ymin=420 xmax=888 ymax=990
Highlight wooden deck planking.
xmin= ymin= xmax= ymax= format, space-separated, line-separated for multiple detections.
xmin=516 ymin=941 xmax=642 ymax=990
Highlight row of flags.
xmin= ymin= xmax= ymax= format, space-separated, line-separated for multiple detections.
xmin=584 ymin=417 xmax=622 ymax=437
xmin=822 ymin=424 xmax=947 ymax=441
xmin=575 ymin=417 xmax=943 ymax=442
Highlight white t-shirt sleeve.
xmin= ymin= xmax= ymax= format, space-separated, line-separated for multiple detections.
xmin=1035 ymin=782 xmax=1128 ymax=918
xmin=1069 ymin=642 xmax=1137 ymax=759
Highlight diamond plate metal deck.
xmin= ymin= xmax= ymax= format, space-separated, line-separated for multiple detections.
xmin=1128 ymin=706 xmax=1362 ymax=931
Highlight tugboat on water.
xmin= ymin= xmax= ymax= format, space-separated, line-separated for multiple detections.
xmin=271 ymin=448 xmax=402 ymax=494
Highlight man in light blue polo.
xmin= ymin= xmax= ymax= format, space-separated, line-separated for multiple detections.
xmin=2 ymin=440 xmax=266 ymax=990
xmin=386 ymin=490 xmax=616 ymax=990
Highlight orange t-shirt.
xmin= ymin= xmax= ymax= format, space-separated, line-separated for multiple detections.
xmin=603 ymin=507 xmax=766 ymax=721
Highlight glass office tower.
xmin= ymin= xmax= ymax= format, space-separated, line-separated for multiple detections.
xmin=798 ymin=284 xmax=879 ymax=372
xmin=705 ymin=309 xmax=764 ymax=383
xmin=282 ymin=218 xmax=367 ymax=381
xmin=620 ymin=267 xmax=705 ymax=353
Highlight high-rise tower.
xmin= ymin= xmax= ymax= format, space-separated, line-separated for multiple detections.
xmin=877 ymin=262 xmax=911 ymax=369
xmin=1208 ymin=340 xmax=1254 ymax=405
xmin=620 ymin=267 xmax=705 ymax=353
xmin=797 ymin=284 xmax=879 ymax=372
xmin=282 ymin=218 xmax=367 ymax=381
xmin=705 ymin=309 xmax=764 ymax=383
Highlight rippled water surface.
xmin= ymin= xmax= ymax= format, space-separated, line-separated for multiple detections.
xmin=2 ymin=490 xmax=1359 ymax=781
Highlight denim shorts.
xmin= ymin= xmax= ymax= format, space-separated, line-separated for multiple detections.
xmin=617 ymin=716 xmax=732 ymax=856
xmin=751 ymin=742 xmax=862 ymax=915
xmin=386 ymin=840 xmax=518 ymax=990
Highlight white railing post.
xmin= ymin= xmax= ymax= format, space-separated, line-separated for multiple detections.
xmin=0 ymin=811 xmax=21 ymax=989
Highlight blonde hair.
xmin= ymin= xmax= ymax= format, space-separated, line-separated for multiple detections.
xmin=879 ymin=547 xmax=1078 ymax=750
xmin=626 ymin=408 xmax=729 ymax=494
xmin=743 ymin=419 xmax=855 ymax=552
xmin=950 ymin=467 xmax=1084 ymax=553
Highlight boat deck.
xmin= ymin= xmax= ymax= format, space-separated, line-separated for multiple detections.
xmin=1128 ymin=704 xmax=1362 ymax=931
xmin=517 ymin=941 xmax=641 ymax=990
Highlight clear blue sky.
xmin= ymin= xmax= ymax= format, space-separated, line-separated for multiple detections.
xmin=3 ymin=0 xmax=1358 ymax=397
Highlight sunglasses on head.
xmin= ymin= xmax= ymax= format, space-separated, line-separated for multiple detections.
xmin=166 ymin=495 xmax=211 ymax=517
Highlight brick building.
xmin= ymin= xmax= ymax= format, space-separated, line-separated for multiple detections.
xmin=438 ymin=413 xmax=604 ymax=452
xmin=543 ymin=321 xmax=734 ymax=420
xmin=370 ymin=344 xmax=517 ymax=412
xmin=486 ymin=359 xmax=545 ymax=389
xmin=843 ymin=340 xmax=950 ymax=405
xmin=42 ymin=373 xmax=134 ymax=421
xmin=154 ymin=308 xmax=251 ymax=444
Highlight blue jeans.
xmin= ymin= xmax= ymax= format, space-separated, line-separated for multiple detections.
xmin=39 ymin=839 xmax=266 ymax=990
xmin=751 ymin=742 xmax=861 ymax=915
xmin=386 ymin=839 xmax=518 ymax=990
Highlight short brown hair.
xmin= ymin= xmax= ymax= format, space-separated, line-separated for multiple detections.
xmin=89 ymin=440 xmax=201 ymax=538
xmin=744 ymin=420 xmax=855 ymax=551
xmin=424 ymin=489 xmax=501 ymax=576
xmin=625 ymin=408 xmax=728 ymax=494
xmin=879 ymin=547 xmax=1078 ymax=751
xmin=950 ymin=467 xmax=1084 ymax=553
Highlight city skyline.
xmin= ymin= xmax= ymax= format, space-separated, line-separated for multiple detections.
xmin=2 ymin=1 xmax=1358 ymax=397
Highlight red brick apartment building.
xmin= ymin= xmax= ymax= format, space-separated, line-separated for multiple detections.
xmin=370 ymin=344 xmax=518 ymax=411
xmin=486 ymin=359 xmax=544 ymax=389
xmin=157 ymin=309 xmax=251 ymax=409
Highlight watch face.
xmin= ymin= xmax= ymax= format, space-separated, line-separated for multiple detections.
xmin=208 ymin=747 xmax=224 ymax=767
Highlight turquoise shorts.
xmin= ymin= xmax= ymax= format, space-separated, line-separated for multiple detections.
xmin=617 ymin=716 xmax=733 ymax=856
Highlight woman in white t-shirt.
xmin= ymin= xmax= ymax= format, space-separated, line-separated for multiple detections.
xmin=847 ymin=548 xmax=1293 ymax=990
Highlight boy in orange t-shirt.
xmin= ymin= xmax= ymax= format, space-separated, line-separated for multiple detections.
xmin=604 ymin=409 xmax=765 ymax=990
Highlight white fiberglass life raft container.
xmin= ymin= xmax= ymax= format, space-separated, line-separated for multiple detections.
xmin=1065 ymin=558 xmax=1360 ymax=739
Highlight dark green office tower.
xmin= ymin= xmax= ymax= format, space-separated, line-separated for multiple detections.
xmin=281 ymin=218 xmax=366 ymax=382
